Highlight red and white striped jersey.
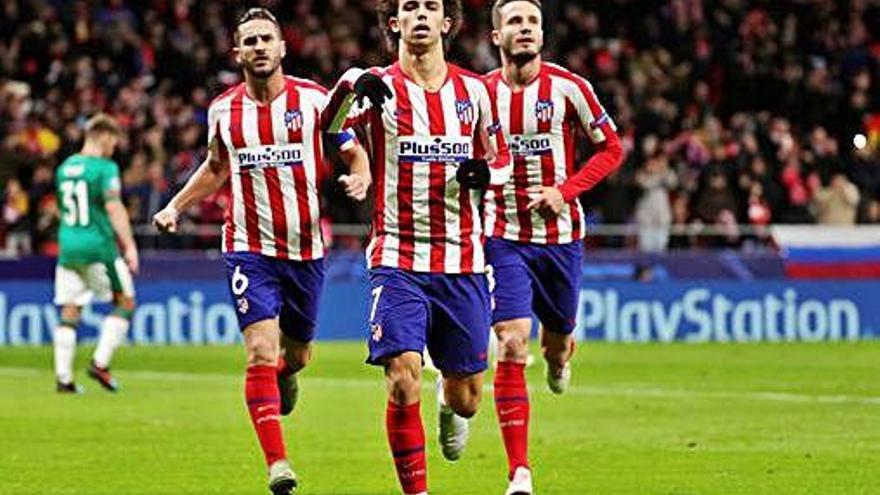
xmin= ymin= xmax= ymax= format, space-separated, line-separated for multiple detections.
xmin=208 ymin=76 xmax=354 ymax=261
xmin=483 ymin=62 xmax=618 ymax=244
xmin=335 ymin=62 xmax=511 ymax=274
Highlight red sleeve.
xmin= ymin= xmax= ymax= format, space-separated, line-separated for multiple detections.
xmin=558 ymin=122 xmax=624 ymax=202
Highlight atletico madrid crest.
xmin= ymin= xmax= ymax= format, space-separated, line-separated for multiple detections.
xmin=237 ymin=297 xmax=249 ymax=315
xmin=535 ymin=99 xmax=555 ymax=123
xmin=284 ymin=109 xmax=303 ymax=132
xmin=456 ymin=99 xmax=475 ymax=126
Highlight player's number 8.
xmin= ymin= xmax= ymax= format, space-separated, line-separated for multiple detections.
xmin=231 ymin=266 xmax=249 ymax=296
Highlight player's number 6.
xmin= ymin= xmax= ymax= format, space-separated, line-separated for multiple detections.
xmin=231 ymin=266 xmax=249 ymax=296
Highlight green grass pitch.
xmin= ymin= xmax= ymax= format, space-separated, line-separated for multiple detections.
xmin=1 ymin=342 xmax=879 ymax=494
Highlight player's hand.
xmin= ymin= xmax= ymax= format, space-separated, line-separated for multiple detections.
xmin=527 ymin=185 xmax=565 ymax=217
xmin=338 ymin=173 xmax=371 ymax=201
xmin=153 ymin=206 xmax=179 ymax=234
xmin=124 ymin=245 xmax=139 ymax=275
xmin=353 ymin=72 xmax=392 ymax=110
xmin=456 ymin=159 xmax=491 ymax=190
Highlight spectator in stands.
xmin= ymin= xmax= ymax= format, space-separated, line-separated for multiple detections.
xmin=2 ymin=178 xmax=30 ymax=255
xmin=779 ymin=157 xmax=817 ymax=223
xmin=634 ymin=140 xmax=677 ymax=252
xmin=694 ymin=169 xmax=738 ymax=226
xmin=746 ymin=183 xmax=772 ymax=227
xmin=812 ymin=173 xmax=861 ymax=225
xmin=864 ymin=199 xmax=880 ymax=224
xmin=0 ymin=0 xmax=878 ymax=253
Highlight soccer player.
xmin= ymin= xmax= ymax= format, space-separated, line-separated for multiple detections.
xmin=483 ymin=1 xmax=624 ymax=493
xmin=152 ymin=9 xmax=369 ymax=495
xmin=325 ymin=1 xmax=511 ymax=493
xmin=53 ymin=113 xmax=137 ymax=394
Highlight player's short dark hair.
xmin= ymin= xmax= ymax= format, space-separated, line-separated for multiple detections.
xmin=376 ymin=0 xmax=463 ymax=50
xmin=233 ymin=7 xmax=282 ymax=45
xmin=491 ymin=0 xmax=542 ymax=29
xmin=84 ymin=113 xmax=120 ymax=137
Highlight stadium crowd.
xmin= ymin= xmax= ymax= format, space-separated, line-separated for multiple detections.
xmin=1 ymin=0 xmax=879 ymax=255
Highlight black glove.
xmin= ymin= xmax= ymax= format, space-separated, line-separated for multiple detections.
xmin=354 ymin=72 xmax=392 ymax=109
xmin=456 ymin=159 xmax=491 ymax=190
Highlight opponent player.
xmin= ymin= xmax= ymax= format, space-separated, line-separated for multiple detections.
xmin=53 ymin=113 xmax=137 ymax=395
xmin=153 ymin=9 xmax=369 ymax=495
xmin=324 ymin=1 xmax=511 ymax=493
xmin=484 ymin=1 xmax=624 ymax=493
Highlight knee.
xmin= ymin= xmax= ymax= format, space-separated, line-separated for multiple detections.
xmin=284 ymin=344 xmax=311 ymax=372
xmin=246 ymin=334 xmax=279 ymax=367
xmin=494 ymin=320 xmax=530 ymax=362
xmin=541 ymin=330 xmax=575 ymax=362
xmin=60 ymin=305 xmax=81 ymax=327
xmin=445 ymin=380 xmax=482 ymax=418
xmin=496 ymin=328 xmax=529 ymax=361
xmin=448 ymin=393 xmax=480 ymax=418
xmin=112 ymin=295 xmax=136 ymax=320
xmin=385 ymin=356 xmax=422 ymax=405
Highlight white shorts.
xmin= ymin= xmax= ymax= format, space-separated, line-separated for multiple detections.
xmin=54 ymin=258 xmax=136 ymax=307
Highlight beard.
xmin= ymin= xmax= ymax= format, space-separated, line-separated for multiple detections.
xmin=244 ymin=58 xmax=281 ymax=79
xmin=504 ymin=42 xmax=541 ymax=66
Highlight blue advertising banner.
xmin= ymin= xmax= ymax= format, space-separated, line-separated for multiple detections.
xmin=0 ymin=278 xmax=877 ymax=345
xmin=574 ymin=281 xmax=879 ymax=342
xmin=0 ymin=278 xmax=370 ymax=346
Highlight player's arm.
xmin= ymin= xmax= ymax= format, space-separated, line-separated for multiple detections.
xmin=534 ymin=77 xmax=624 ymax=216
xmin=153 ymin=139 xmax=229 ymax=233
xmin=321 ymin=68 xmax=391 ymax=132
xmin=457 ymin=82 xmax=512 ymax=189
xmin=337 ymin=140 xmax=371 ymax=202
xmin=315 ymin=80 xmax=374 ymax=202
xmin=103 ymin=167 xmax=138 ymax=274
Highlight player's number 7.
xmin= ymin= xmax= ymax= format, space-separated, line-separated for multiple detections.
xmin=369 ymin=286 xmax=384 ymax=322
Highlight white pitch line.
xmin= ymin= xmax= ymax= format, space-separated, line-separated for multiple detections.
xmin=563 ymin=385 xmax=880 ymax=406
xmin=2 ymin=367 xmax=879 ymax=407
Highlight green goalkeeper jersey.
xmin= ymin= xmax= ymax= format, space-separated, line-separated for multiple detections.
xmin=56 ymin=154 xmax=122 ymax=266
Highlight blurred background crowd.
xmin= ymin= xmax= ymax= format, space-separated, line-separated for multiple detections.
xmin=1 ymin=0 xmax=879 ymax=256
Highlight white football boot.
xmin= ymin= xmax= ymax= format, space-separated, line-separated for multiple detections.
xmin=268 ymin=459 xmax=297 ymax=495
xmin=436 ymin=376 xmax=469 ymax=461
xmin=504 ymin=466 xmax=534 ymax=495
xmin=546 ymin=361 xmax=571 ymax=395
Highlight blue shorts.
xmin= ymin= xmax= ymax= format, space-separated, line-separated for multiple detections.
xmin=486 ymin=238 xmax=583 ymax=334
xmin=223 ymin=252 xmax=325 ymax=342
xmin=366 ymin=267 xmax=491 ymax=375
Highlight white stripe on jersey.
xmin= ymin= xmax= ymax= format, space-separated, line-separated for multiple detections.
xmin=215 ymin=97 xmax=250 ymax=253
xmin=269 ymin=93 xmax=301 ymax=256
xmin=439 ymin=82 xmax=463 ymax=273
xmin=377 ymin=73 xmax=401 ymax=269
xmin=407 ymin=80 xmax=433 ymax=273
xmin=299 ymin=90 xmax=325 ymax=259
xmin=240 ymin=100 xmax=278 ymax=258
xmin=460 ymin=76 xmax=489 ymax=271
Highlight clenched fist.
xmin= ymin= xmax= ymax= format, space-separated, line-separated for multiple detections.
xmin=153 ymin=206 xmax=179 ymax=234
xmin=338 ymin=173 xmax=371 ymax=202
